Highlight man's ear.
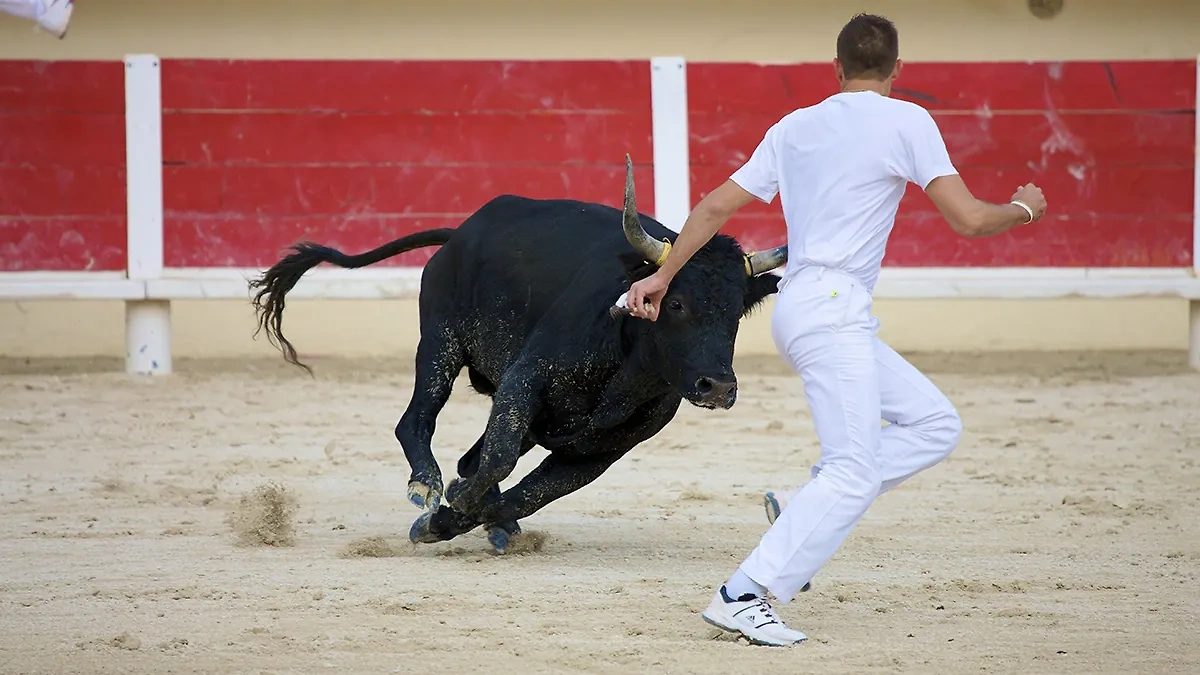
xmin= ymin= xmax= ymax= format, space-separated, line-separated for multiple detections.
xmin=742 ymin=273 xmax=779 ymax=317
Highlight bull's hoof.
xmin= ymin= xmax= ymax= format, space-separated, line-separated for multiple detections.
xmin=486 ymin=521 xmax=521 ymax=555
xmin=408 ymin=512 xmax=442 ymax=544
xmin=444 ymin=477 xmax=471 ymax=512
xmin=407 ymin=479 xmax=442 ymax=512
xmin=487 ymin=526 xmax=510 ymax=554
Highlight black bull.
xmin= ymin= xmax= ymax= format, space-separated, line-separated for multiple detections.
xmin=249 ymin=156 xmax=788 ymax=553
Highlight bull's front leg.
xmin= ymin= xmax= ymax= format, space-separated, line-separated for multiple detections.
xmin=410 ymin=449 xmax=628 ymax=552
xmin=473 ymin=448 xmax=630 ymax=552
xmin=408 ymin=427 xmax=539 ymax=548
xmin=474 ymin=394 xmax=681 ymax=552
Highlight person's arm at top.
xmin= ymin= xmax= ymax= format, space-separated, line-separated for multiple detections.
xmin=905 ymin=110 xmax=1047 ymax=237
xmin=646 ymin=180 xmax=758 ymax=284
xmin=626 ymin=126 xmax=781 ymax=321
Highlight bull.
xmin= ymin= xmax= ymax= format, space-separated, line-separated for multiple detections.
xmin=249 ymin=155 xmax=787 ymax=553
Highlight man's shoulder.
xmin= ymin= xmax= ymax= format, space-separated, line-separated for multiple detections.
xmin=880 ymin=96 xmax=938 ymax=123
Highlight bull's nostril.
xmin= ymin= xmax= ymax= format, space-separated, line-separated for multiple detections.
xmin=695 ymin=377 xmax=714 ymax=394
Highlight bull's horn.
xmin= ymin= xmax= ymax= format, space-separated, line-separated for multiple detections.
xmin=743 ymin=245 xmax=788 ymax=276
xmin=622 ymin=154 xmax=672 ymax=266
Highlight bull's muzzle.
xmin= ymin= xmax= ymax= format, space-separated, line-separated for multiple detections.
xmin=693 ymin=374 xmax=738 ymax=410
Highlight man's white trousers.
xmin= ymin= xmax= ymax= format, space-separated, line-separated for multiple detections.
xmin=739 ymin=266 xmax=963 ymax=603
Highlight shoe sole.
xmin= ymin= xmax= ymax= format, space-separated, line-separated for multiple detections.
xmin=764 ymin=491 xmax=783 ymax=524
xmin=701 ymin=612 xmax=804 ymax=647
xmin=763 ymin=492 xmax=813 ymax=594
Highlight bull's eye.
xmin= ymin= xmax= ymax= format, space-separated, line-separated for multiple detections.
xmin=667 ymin=299 xmax=684 ymax=313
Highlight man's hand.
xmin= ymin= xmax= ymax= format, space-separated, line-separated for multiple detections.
xmin=1011 ymin=183 xmax=1047 ymax=221
xmin=626 ymin=271 xmax=670 ymax=321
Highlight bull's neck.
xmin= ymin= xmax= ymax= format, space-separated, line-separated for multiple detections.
xmin=589 ymin=347 xmax=672 ymax=429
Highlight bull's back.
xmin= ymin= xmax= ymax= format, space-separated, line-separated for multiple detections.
xmin=420 ymin=195 xmax=659 ymax=381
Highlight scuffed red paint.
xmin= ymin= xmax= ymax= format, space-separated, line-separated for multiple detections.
xmin=165 ymin=214 xmax=460 ymax=267
xmin=0 ymin=217 xmax=126 ymax=271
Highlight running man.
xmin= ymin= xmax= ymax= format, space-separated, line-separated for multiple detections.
xmin=0 ymin=0 xmax=73 ymax=39
xmin=623 ymin=13 xmax=1047 ymax=646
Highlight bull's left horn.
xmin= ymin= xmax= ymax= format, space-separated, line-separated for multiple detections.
xmin=743 ymin=245 xmax=788 ymax=276
xmin=621 ymin=154 xmax=672 ymax=266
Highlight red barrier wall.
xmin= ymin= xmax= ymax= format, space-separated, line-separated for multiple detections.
xmin=160 ymin=60 xmax=654 ymax=267
xmin=690 ymin=61 xmax=1196 ymax=266
xmin=1 ymin=59 xmax=1194 ymax=271
xmin=0 ymin=61 xmax=127 ymax=271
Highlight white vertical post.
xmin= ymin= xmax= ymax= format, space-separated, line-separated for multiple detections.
xmin=650 ymin=57 xmax=690 ymax=232
xmin=1189 ymin=300 xmax=1199 ymax=370
xmin=1194 ymin=54 xmax=1200 ymax=282
xmin=1189 ymin=55 xmax=1200 ymax=370
xmin=124 ymin=54 xmax=171 ymax=376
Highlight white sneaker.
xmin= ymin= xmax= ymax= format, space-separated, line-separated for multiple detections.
xmin=36 ymin=0 xmax=73 ymax=39
xmin=701 ymin=586 xmax=807 ymax=647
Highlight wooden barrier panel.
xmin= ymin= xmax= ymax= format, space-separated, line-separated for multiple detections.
xmin=0 ymin=60 xmax=127 ymax=271
xmin=1 ymin=58 xmax=1195 ymax=272
xmin=688 ymin=60 xmax=1197 ymax=266
xmin=158 ymin=59 xmax=655 ymax=268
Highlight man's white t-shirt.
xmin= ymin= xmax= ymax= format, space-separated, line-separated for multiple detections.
xmin=730 ymin=90 xmax=958 ymax=293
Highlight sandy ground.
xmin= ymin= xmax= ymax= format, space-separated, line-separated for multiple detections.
xmin=0 ymin=351 xmax=1198 ymax=675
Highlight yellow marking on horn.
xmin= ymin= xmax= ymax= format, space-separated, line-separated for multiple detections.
xmin=743 ymin=252 xmax=756 ymax=276
xmin=654 ymin=239 xmax=672 ymax=267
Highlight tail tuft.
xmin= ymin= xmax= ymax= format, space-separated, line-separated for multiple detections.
xmin=248 ymin=229 xmax=455 ymax=372
xmin=249 ymin=243 xmax=331 ymax=374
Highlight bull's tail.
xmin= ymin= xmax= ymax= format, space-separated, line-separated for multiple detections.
xmin=249 ymin=228 xmax=454 ymax=373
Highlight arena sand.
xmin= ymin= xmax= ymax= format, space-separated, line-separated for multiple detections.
xmin=0 ymin=351 xmax=1197 ymax=674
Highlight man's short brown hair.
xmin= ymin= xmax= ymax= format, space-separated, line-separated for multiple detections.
xmin=836 ymin=13 xmax=899 ymax=80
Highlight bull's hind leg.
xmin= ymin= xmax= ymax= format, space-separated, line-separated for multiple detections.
xmin=395 ymin=327 xmax=463 ymax=511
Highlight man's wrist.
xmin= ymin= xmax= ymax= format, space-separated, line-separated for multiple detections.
xmin=1009 ymin=200 xmax=1034 ymax=225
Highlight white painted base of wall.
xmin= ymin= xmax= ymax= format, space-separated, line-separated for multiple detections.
xmin=2 ymin=297 xmax=1193 ymax=363
xmin=1190 ymin=299 xmax=1200 ymax=369
xmin=124 ymin=300 xmax=172 ymax=375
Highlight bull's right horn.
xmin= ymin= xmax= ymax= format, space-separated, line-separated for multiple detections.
xmin=744 ymin=245 xmax=788 ymax=276
xmin=621 ymin=154 xmax=672 ymax=266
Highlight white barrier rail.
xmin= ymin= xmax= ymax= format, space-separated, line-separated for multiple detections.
xmin=1 ymin=54 xmax=1199 ymax=373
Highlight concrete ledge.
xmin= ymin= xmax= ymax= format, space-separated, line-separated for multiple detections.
xmin=4 ymin=268 xmax=1197 ymax=302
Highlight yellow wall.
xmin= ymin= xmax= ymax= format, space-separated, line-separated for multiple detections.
xmin=1 ymin=0 xmax=1196 ymax=359
xmin=4 ymin=0 xmax=1200 ymax=61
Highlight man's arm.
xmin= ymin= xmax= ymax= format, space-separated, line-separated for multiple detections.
xmin=905 ymin=109 xmax=1046 ymax=238
xmin=626 ymin=124 xmax=779 ymax=321
xmin=654 ymin=180 xmax=758 ymax=279
xmin=924 ymin=174 xmax=1045 ymax=238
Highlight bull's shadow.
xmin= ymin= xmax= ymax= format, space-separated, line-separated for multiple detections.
xmin=250 ymin=154 xmax=787 ymax=554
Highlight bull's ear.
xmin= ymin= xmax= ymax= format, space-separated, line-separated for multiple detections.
xmin=617 ymin=251 xmax=657 ymax=283
xmin=742 ymin=273 xmax=779 ymax=317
